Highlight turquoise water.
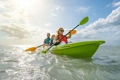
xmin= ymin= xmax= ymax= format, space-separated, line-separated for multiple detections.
xmin=0 ymin=45 xmax=120 ymax=80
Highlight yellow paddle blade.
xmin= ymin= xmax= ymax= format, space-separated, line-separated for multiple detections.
xmin=71 ymin=30 xmax=76 ymax=35
xmin=25 ymin=47 xmax=38 ymax=52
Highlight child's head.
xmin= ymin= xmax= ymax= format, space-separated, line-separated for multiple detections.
xmin=51 ymin=35 xmax=55 ymax=39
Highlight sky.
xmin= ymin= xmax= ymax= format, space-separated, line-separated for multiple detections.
xmin=0 ymin=0 xmax=120 ymax=45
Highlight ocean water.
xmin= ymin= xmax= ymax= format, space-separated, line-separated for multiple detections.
xmin=0 ymin=45 xmax=120 ymax=80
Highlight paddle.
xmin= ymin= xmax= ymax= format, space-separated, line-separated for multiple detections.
xmin=24 ymin=30 xmax=76 ymax=52
xmin=42 ymin=16 xmax=89 ymax=53
xmin=25 ymin=45 xmax=43 ymax=52
xmin=71 ymin=30 xmax=76 ymax=35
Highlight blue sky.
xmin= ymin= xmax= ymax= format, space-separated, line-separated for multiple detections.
xmin=0 ymin=0 xmax=120 ymax=45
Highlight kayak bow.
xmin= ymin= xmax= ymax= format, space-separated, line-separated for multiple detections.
xmin=51 ymin=40 xmax=105 ymax=58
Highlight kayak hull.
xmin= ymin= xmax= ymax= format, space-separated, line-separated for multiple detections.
xmin=51 ymin=40 xmax=105 ymax=58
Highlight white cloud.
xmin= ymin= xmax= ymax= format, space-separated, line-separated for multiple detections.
xmin=75 ymin=4 xmax=120 ymax=45
xmin=0 ymin=24 xmax=30 ymax=39
xmin=55 ymin=6 xmax=64 ymax=11
xmin=51 ymin=13 xmax=58 ymax=17
xmin=112 ymin=1 xmax=120 ymax=7
xmin=0 ymin=0 xmax=53 ymax=45
xmin=0 ymin=2 xmax=6 ymax=12
xmin=75 ymin=6 xmax=90 ymax=14
xmin=0 ymin=2 xmax=31 ymax=39
xmin=114 ymin=31 xmax=120 ymax=36
xmin=51 ymin=5 xmax=64 ymax=17
xmin=44 ymin=23 xmax=51 ymax=27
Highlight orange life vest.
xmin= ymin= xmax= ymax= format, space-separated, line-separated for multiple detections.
xmin=58 ymin=34 xmax=68 ymax=44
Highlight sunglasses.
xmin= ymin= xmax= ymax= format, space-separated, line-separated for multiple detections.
xmin=60 ymin=30 xmax=64 ymax=32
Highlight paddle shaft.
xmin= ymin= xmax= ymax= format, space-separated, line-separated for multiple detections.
xmin=46 ymin=24 xmax=79 ymax=51
xmin=37 ymin=44 xmax=43 ymax=48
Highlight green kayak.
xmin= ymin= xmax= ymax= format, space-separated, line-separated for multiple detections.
xmin=51 ymin=40 xmax=105 ymax=58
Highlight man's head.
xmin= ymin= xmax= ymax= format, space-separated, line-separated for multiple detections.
xmin=47 ymin=33 xmax=50 ymax=38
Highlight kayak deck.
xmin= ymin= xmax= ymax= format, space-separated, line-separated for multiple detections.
xmin=51 ymin=40 xmax=105 ymax=58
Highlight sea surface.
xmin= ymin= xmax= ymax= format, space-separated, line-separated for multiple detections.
xmin=0 ymin=45 xmax=120 ymax=80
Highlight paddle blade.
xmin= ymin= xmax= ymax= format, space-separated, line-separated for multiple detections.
xmin=71 ymin=30 xmax=76 ymax=35
xmin=25 ymin=47 xmax=37 ymax=52
xmin=79 ymin=16 xmax=89 ymax=25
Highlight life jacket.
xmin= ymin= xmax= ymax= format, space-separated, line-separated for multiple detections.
xmin=45 ymin=38 xmax=50 ymax=44
xmin=58 ymin=34 xmax=68 ymax=44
